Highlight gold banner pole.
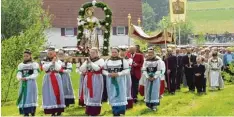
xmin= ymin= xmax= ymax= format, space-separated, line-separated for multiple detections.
xmin=128 ymin=14 xmax=132 ymax=47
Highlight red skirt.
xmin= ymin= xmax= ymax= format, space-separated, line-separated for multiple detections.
xmin=138 ymin=85 xmax=144 ymax=96
xmin=160 ymin=80 xmax=165 ymax=96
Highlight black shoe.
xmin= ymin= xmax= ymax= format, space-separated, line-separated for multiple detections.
xmin=134 ymin=99 xmax=138 ymax=103
xmin=113 ymin=114 xmax=120 ymax=116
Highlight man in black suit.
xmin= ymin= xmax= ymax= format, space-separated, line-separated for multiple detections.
xmin=183 ymin=48 xmax=197 ymax=92
xmin=175 ymin=48 xmax=183 ymax=90
xmin=165 ymin=48 xmax=177 ymax=94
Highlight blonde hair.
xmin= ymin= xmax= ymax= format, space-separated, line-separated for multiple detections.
xmin=90 ymin=47 xmax=100 ymax=56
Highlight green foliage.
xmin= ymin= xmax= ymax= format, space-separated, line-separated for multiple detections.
xmin=133 ymin=39 xmax=148 ymax=52
xmin=77 ymin=2 xmax=112 ymax=56
xmin=175 ymin=21 xmax=194 ymax=45
xmin=142 ymin=0 xmax=169 ymax=26
xmin=1 ymin=0 xmax=49 ymax=39
xmin=1 ymin=0 xmax=50 ymax=103
xmin=222 ymin=62 xmax=234 ymax=84
xmin=142 ymin=2 xmax=157 ymax=32
xmin=157 ymin=16 xmax=194 ymax=45
xmin=157 ymin=16 xmax=172 ymax=30
xmin=195 ymin=33 xmax=206 ymax=46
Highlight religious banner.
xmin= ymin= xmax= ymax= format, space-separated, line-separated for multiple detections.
xmin=169 ymin=0 xmax=187 ymax=23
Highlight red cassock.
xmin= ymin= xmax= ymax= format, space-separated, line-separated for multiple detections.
xmin=131 ymin=53 xmax=144 ymax=80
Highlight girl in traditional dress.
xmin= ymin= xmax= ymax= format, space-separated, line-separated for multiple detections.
xmin=141 ymin=48 xmax=162 ymax=111
xmin=79 ymin=48 xmax=105 ymax=116
xmin=119 ymin=46 xmax=133 ymax=109
xmin=42 ymin=47 xmax=65 ymax=116
xmin=103 ymin=47 xmax=129 ymax=116
xmin=16 ymin=49 xmax=39 ymax=116
xmin=58 ymin=55 xmax=75 ymax=107
xmin=208 ymin=51 xmax=224 ymax=90
xmin=76 ymin=58 xmax=86 ymax=107
xmin=156 ymin=54 xmax=166 ymax=98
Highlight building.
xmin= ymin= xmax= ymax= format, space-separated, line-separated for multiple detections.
xmin=42 ymin=0 xmax=142 ymax=48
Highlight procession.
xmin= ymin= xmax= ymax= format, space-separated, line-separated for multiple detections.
xmin=2 ymin=0 xmax=234 ymax=116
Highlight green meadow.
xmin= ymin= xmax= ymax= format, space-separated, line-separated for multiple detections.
xmin=2 ymin=65 xmax=234 ymax=116
xmin=187 ymin=0 xmax=234 ymax=33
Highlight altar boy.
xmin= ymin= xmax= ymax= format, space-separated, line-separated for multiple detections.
xmin=193 ymin=56 xmax=206 ymax=94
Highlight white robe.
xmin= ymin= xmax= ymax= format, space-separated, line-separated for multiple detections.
xmin=208 ymin=57 xmax=224 ymax=88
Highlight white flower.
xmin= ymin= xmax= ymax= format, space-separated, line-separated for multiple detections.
xmin=104 ymin=39 xmax=107 ymax=41
xmin=92 ymin=0 xmax=97 ymax=6
xmin=105 ymin=31 xmax=108 ymax=33
xmin=78 ymin=31 xmax=81 ymax=34
xmin=105 ymin=23 xmax=109 ymax=26
xmin=106 ymin=15 xmax=110 ymax=18
xmin=104 ymin=7 xmax=107 ymax=10
xmin=80 ymin=8 xmax=84 ymax=11
xmin=77 ymin=38 xmax=80 ymax=41
xmin=79 ymin=21 xmax=85 ymax=25
xmin=104 ymin=47 xmax=107 ymax=49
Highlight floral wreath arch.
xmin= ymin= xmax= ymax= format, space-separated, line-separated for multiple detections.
xmin=77 ymin=0 xmax=112 ymax=56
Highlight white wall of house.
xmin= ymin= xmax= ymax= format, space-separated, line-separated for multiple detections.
xmin=45 ymin=28 xmax=135 ymax=49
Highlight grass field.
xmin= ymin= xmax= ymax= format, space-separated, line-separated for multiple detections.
xmin=1 ymin=65 xmax=234 ymax=116
xmin=187 ymin=0 xmax=234 ymax=33
xmin=188 ymin=0 xmax=234 ymax=10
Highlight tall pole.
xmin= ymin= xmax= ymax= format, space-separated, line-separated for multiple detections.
xmin=128 ymin=14 xmax=131 ymax=47
xmin=177 ymin=14 xmax=181 ymax=45
xmin=173 ymin=22 xmax=177 ymax=45
xmin=178 ymin=24 xmax=181 ymax=45
xmin=162 ymin=17 xmax=167 ymax=50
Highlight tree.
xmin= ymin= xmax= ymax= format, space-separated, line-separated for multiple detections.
xmin=142 ymin=2 xmax=157 ymax=32
xmin=142 ymin=0 xmax=169 ymax=27
xmin=133 ymin=39 xmax=148 ymax=52
xmin=1 ymin=0 xmax=50 ymax=103
xmin=195 ymin=33 xmax=206 ymax=46
xmin=1 ymin=0 xmax=50 ymax=39
xmin=177 ymin=21 xmax=194 ymax=45
xmin=157 ymin=16 xmax=194 ymax=45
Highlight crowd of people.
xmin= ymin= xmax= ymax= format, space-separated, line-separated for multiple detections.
xmin=16 ymin=45 xmax=234 ymax=116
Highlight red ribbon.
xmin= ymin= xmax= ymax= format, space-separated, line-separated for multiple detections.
xmin=86 ymin=69 xmax=102 ymax=98
xmin=50 ymin=71 xmax=61 ymax=104
xmin=87 ymin=71 xmax=94 ymax=98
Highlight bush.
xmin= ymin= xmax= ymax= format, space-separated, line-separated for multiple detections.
xmin=222 ymin=62 xmax=234 ymax=84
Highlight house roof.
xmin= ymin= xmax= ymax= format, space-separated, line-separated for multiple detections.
xmin=42 ymin=0 xmax=142 ymax=28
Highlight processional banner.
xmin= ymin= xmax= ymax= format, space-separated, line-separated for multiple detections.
xmin=169 ymin=0 xmax=187 ymax=23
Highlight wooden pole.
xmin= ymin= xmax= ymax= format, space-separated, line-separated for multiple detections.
xmin=128 ymin=14 xmax=131 ymax=47
xmin=173 ymin=22 xmax=177 ymax=45
xmin=162 ymin=17 xmax=167 ymax=50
